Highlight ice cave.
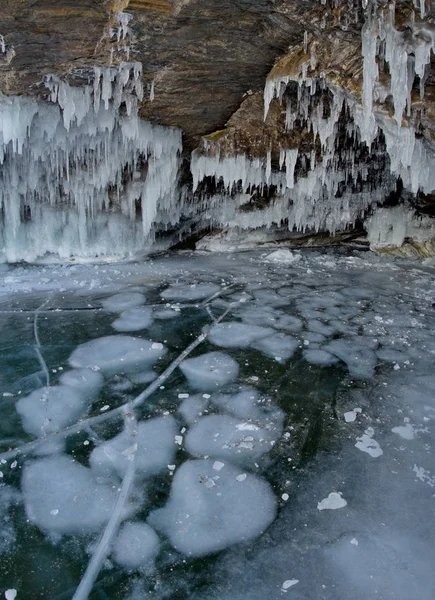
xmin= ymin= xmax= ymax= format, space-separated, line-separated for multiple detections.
xmin=0 ymin=0 xmax=435 ymax=599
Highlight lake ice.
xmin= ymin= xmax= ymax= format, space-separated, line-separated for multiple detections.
xmin=1 ymin=248 xmax=434 ymax=600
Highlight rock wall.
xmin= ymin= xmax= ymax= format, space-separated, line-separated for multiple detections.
xmin=0 ymin=0 xmax=434 ymax=260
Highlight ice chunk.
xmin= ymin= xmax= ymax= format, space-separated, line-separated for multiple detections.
xmin=148 ymin=459 xmax=276 ymax=556
xmin=303 ymin=349 xmax=339 ymax=366
xmin=179 ymin=394 xmax=210 ymax=424
xmin=179 ymin=351 xmax=239 ymax=391
xmin=112 ymin=306 xmax=153 ymax=332
xmin=251 ymin=333 xmax=298 ymax=362
xmin=153 ymin=308 xmax=181 ymax=319
xmin=69 ymin=335 xmax=166 ymax=376
xmin=355 ymin=427 xmax=383 ymax=458
xmin=185 ymin=414 xmax=279 ymax=466
xmin=392 ymin=423 xmax=415 ymax=440
xmin=90 ymin=416 xmax=177 ymax=482
xmin=211 ymin=386 xmax=284 ymax=429
xmin=16 ymin=385 xmax=89 ymax=437
xmin=128 ymin=370 xmax=157 ymax=385
xmin=59 ymin=368 xmax=104 ymax=398
xmin=208 ymin=322 xmax=274 ymax=348
xmin=160 ymin=283 xmax=220 ymax=302
xmin=22 ymin=455 xmax=120 ymax=535
xmin=282 ymin=580 xmax=299 ymax=590
xmin=113 ymin=521 xmax=160 ymax=572
xmin=324 ymin=340 xmax=377 ymax=379
xmin=264 ymin=249 xmax=302 ymax=264
xmin=101 ymin=292 xmax=145 ymax=312
xmin=317 ymin=492 xmax=347 ymax=511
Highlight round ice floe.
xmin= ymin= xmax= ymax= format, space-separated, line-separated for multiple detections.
xmin=211 ymin=386 xmax=284 ymax=429
xmin=22 ymin=455 xmax=121 ymax=535
xmin=90 ymin=416 xmax=177 ymax=481
xmin=179 ymin=351 xmax=239 ymax=391
xmin=303 ymin=349 xmax=339 ymax=366
xmin=113 ymin=522 xmax=160 ymax=571
xmin=160 ymin=283 xmax=220 ymax=302
xmin=179 ymin=394 xmax=210 ymax=424
xmin=59 ymin=368 xmax=104 ymax=398
xmin=251 ymin=333 xmax=298 ymax=362
xmin=101 ymin=292 xmax=145 ymax=312
xmin=112 ymin=306 xmax=153 ymax=332
xmin=324 ymin=340 xmax=377 ymax=380
xmin=148 ymin=459 xmax=276 ymax=556
xmin=185 ymin=414 xmax=280 ymax=466
xmin=208 ymin=322 xmax=274 ymax=348
xmin=68 ymin=335 xmax=166 ymax=376
xmin=264 ymin=249 xmax=302 ymax=264
xmin=16 ymin=385 xmax=88 ymax=436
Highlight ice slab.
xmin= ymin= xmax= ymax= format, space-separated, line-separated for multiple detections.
xmin=251 ymin=333 xmax=298 ymax=362
xmin=179 ymin=351 xmax=239 ymax=391
xmin=69 ymin=335 xmax=166 ymax=376
xmin=148 ymin=459 xmax=276 ymax=556
xmin=16 ymin=385 xmax=89 ymax=437
xmin=355 ymin=427 xmax=383 ymax=458
xmin=90 ymin=416 xmax=177 ymax=481
xmin=211 ymin=386 xmax=284 ymax=429
xmin=264 ymin=249 xmax=302 ymax=264
xmin=317 ymin=491 xmax=347 ymax=510
xmin=303 ymin=349 xmax=339 ymax=366
xmin=59 ymin=368 xmax=104 ymax=398
xmin=185 ymin=414 xmax=280 ymax=466
xmin=101 ymin=292 xmax=146 ymax=312
xmin=392 ymin=423 xmax=415 ymax=440
xmin=160 ymin=283 xmax=220 ymax=302
xmin=324 ymin=339 xmax=377 ymax=379
xmin=208 ymin=322 xmax=274 ymax=348
xmin=179 ymin=394 xmax=210 ymax=424
xmin=22 ymin=455 xmax=120 ymax=535
xmin=112 ymin=306 xmax=153 ymax=332
xmin=113 ymin=521 xmax=160 ymax=572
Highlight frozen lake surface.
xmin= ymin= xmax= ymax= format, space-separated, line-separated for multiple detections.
xmin=0 ymin=248 xmax=434 ymax=599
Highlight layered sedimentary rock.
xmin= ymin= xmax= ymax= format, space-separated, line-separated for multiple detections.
xmin=0 ymin=0 xmax=434 ymax=261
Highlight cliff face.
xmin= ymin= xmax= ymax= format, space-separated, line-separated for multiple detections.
xmin=0 ymin=0 xmax=435 ymax=261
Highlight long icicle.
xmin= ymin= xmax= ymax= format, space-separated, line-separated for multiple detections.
xmin=0 ymin=299 xmax=238 ymax=461
xmin=72 ymin=406 xmax=137 ymax=600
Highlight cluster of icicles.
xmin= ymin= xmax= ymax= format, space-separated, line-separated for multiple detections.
xmin=0 ymin=61 xmax=182 ymax=262
xmin=191 ymin=5 xmax=435 ymax=240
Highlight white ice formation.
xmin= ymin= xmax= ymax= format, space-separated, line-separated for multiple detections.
xmin=90 ymin=416 xmax=177 ymax=482
xmin=68 ymin=335 xmax=167 ymax=375
xmin=148 ymin=459 xmax=276 ymax=556
xmin=22 ymin=455 xmax=123 ymax=535
xmin=179 ymin=351 xmax=240 ymax=391
xmin=0 ymin=62 xmax=182 ymax=262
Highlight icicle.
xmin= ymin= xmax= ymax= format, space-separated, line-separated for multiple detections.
xmin=303 ymin=31 xmax=308 ymax=53
xmin=0 ymin=35 xmax=5 ymax=54
xmin=285 ymin=149 xmax=298 ymax=189
xmin=360 ymin=19 xmax=379 ymax=146
xmin=150 ymin=80 xmax=155 ymax=102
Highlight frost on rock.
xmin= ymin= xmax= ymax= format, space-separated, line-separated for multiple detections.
xmin=16 ymin=385 xmax=89 ymax=437
xmin=113 ymin=521 xmax=160 ymax=572
xmin=112 ymin=306 xmax=153 ymax=332
xmin=185 ymin=414 xmax=280 ymax=466
xmin=22 ymin=455 xmax=121 ymax=535
xmin=0 ymin=63 xmax=182 ymax=263
xmin=208 ymin=322 xmax=275 ymax=348
xmin=90 ymin=416 xmax=177 ymax=482
xmin=179 ymin=351 xmax=239 ymax=391
xmin=148 ymin=459 xmax=276 ymax=556
xmin=68 ymin=335 xmax=166 ymax=376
